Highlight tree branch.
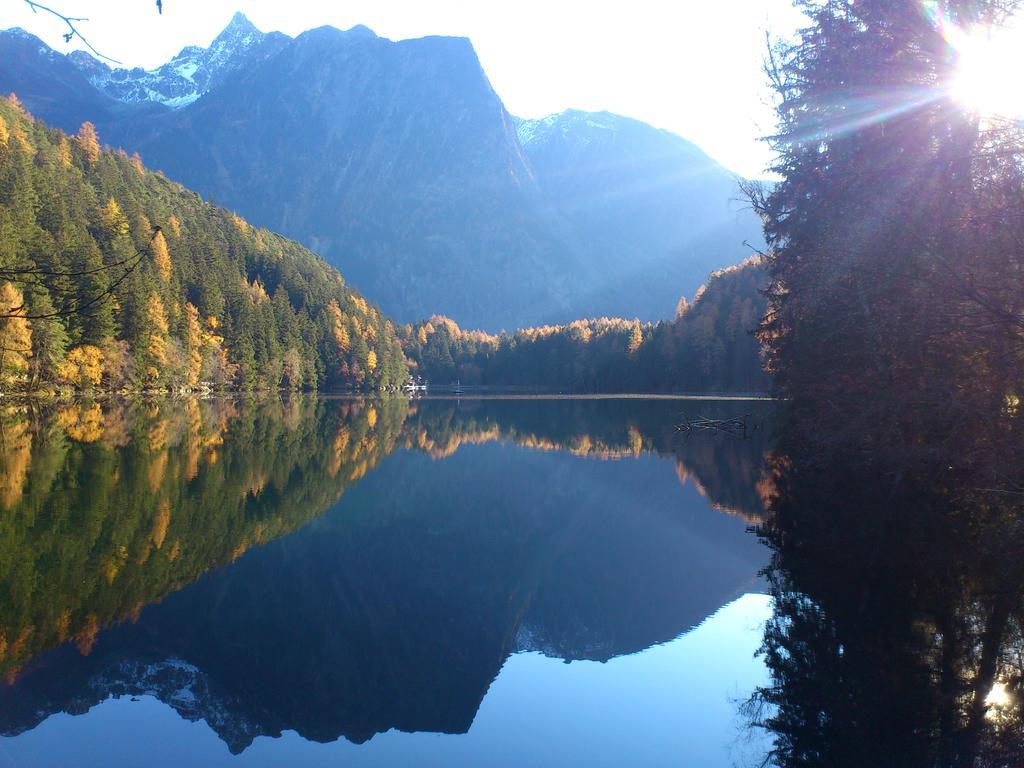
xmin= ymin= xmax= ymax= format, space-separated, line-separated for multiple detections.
xmin=22 ymin=0 xmax=122 ymax=64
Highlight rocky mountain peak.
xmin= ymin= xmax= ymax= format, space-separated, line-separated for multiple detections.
xmin=209 ymin=11 xmax=263 ymax=53
xmin=66 ymin=10 xmax=285 ymax=109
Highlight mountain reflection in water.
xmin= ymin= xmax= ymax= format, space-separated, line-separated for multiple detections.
xmin=0 ymin=396 xmax=771 ymax=759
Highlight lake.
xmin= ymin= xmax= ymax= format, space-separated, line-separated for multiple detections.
xmin=0 ymin=396 xmax=774 ymax=767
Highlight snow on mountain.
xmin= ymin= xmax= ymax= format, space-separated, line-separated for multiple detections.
xmin=68 ymin=12 xmax=288 ymax=109
xmin=516 ymin=109 xmax=623 ymax=148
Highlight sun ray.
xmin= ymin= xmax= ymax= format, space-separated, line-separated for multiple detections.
xmin=925 ymin=1 xmax=1024 ymax=119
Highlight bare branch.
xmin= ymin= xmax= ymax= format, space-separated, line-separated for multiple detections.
xmin=0 ymin=229 xmax=159 ymax=320
xmin=22 ymin=0 xmax=122 ymax=64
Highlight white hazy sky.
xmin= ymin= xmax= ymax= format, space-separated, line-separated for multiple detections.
xmin=3 ymin=0 xmax=807 ymax=177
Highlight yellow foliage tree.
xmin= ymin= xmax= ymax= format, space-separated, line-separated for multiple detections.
xmin=130 ymin=152 xmax=145 ymax=176
xmin=100 ymin=198 xmax=129 ymax=237
xmin=77 ymin=121 xmax=101 ymax=164
xmin=167 ymin=214 xmax=182 ymax=239
xmin=145 ymin=292 xmax=169 ymax=384
xmin=366 ymin=349 xmax=378 ymax=372
xmin=0 ymin=283 xmax=32 ymax=382
xmin=56 ymin=136 xmax=72 ymax=168
xmin=328 ymin=300 xmax=351 ymax=352
xmin=152 ymin=230 xmax=172 ymax=283
xmin=0 ymin=115 xmax=8 ymax=148
xmin=247 ymin=278 xmax=269 ymax=304
xmin=627 ymin=323 xmax=644 ymax=356
xmin=10 ymin=124 xmax=34 ymax=157
xmin=56 ymin=346 xmax=104 ymax=388
xmin=184 ymin=302 xmax=203 ymax=388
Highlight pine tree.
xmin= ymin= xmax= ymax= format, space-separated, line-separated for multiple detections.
xmin=26 ymin=288 xmax=68 ymax=386
xmin=751 ymin=0 xmax=1024 ymax=426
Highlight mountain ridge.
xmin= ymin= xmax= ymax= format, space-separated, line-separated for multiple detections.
xmin=63 ymin=13 xmax=290 ymax=109
xmin=0 ymin=15 xmax=764 ymax=330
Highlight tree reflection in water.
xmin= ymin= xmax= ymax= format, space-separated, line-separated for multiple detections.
xmin=0 ymin=395 xmax=772 ymax=753
xmin=747 ymin=403 xmax=1024 ymax=768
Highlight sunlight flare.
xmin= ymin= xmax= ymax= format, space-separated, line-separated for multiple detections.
xmin=985 ymin=682 xmax=1013 ymax=713
xmin=928 ymin=2 xmax=1024 ymax=119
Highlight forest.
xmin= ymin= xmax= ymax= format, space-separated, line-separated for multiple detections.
xmin=399 ymin=258 xmax=769 ymax=393
xmin=0 ymin=95 xmax=408 ymax=393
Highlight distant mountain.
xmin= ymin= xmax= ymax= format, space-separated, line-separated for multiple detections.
xmin=0 ymin=15 xmax=764 ymax=330
xmin=518 ymin=110 xmax=765 ymax=320
xmin=0 ymin=26 xmax=130 ymax=130
xmin=69 ymin=12 xmax=290 ymax=108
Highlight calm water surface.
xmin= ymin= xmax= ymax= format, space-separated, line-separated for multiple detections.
xmin=0 ymin=397 xmax=773 ymax=767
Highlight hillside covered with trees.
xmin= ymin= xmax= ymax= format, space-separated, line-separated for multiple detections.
xmin=0 ymin=95 xmax=408 ymax=393
xmin=400 ymin=259 xmax=768 ymax=393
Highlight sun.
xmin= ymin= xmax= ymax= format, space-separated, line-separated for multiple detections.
xmin=947 ymin=22 xmax=1024 ymax=119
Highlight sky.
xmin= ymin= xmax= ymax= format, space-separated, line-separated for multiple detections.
xmin=2 ymin=0 xmax=807 ymax=177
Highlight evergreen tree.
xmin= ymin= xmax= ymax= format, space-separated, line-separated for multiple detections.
xmin=25 ymin=287 xmax=68 ymax=386
xmin=750 ymin=0 xmax=1024 ymax=430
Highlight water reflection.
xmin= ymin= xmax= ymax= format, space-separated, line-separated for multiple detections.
xmin=748 ymin=407 xmax=1024 ymax=767
xmin=0 ymin=396 xmax=771 ymax=759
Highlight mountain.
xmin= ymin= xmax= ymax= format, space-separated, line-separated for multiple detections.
xmin=518 ymin=110 xmax=766 ymax=319
xmin=0 ymin=15 xmax=764 ymax=330
xmin=108 ymin=21 xmax=580 ymax=331
xmin=0 ymin=26 xmax=131 ymax=130
xmin=0 ymin=95 xmax=407 ymax=391
xmin=69 ymin=12 xmax=291 ymax=108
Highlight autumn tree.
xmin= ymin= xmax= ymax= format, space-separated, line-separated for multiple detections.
xmin=183 ymin=301 xmax=204 ymax=388
xmin=99 ymin=197 xmax=129 ymax=238
xmin=76 ymin=121 xmax=100 ymax=165
xmin=143 ymin=292 xmax=169 ymax=386
xmin=57 ymin=345 xmax=104 ymax=388
xmin=0 ymin=282 xmax=31 ymax=382
xmin=627 ymin=322 xmax=643 ymax=357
